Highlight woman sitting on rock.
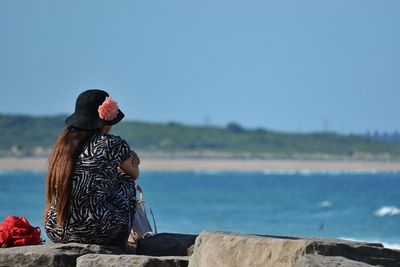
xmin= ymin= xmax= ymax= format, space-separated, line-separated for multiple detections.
xmin=44 ymin=89 xmax=139 ymax=250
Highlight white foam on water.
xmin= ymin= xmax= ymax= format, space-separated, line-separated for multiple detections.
xmin=262 ymin=169 xmax=298 ymax=175
xmin=374 ymin=206 xmax=400 ymax=217
xmin=320 ymin=201 xmax=332 ymax=208
xmin=261 ymin=169 xmax=323 ymax=176
xmin=193 ymin=170 xmax=221 ymax=175
xmin=339 ymin=236 xmax=400 ymax=250
xmin=261 ymin=169 xmax=400 ymax=176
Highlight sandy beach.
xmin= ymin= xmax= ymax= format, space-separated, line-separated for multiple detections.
xmin=1 ymin=157 xmax=400 ymax=172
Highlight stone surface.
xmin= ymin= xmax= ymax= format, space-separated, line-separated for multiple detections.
xmin=0 ymin=242 xmax=123 ymax=267
xmin=77 ymin=254 xmax=189 ymax=267
xmin=1 ymin=232 xmax=400 ymax=267
xmin=137 ymin=233 xmax=197 ymax=256
xmin=188 ymin=230 xmax=400 ymax=267
xmin=305 ymin=238 xmax=400 ymax=266
xmin=189 ymin=230 xmax=311 ymax=267
xmin=294 ymin=255 xmax=375 ymax=267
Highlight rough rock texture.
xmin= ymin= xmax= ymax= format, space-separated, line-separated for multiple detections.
xmin=0 ymin=243 xmax=123 ymax=267
xmin=1 ymin=232 xmax=400 ymax=267
xmin=189 ymin=230 xmax=400 ymax=267
xmin=293 ymin=255 xmax=375 ymax=267
xmin=137 ymin=233 xmax=197 ymax=256
xmin=304 ymin=237 xmax=400 ymax=266
xmin=77 ymin=254 xmax=189 ymax=267
xmin=189 ymin=230 xmax=310 ymax=267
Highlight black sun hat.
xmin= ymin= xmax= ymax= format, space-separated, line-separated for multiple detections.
xmin=65 ymin=89 xmax=125 ymax=130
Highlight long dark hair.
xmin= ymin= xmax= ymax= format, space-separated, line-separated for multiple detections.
xmin=44 ymin=127 xmax=97 ymax=226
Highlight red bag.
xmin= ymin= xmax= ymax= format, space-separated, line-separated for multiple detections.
xmin=0 ymin=216 xmax=44 ymax=248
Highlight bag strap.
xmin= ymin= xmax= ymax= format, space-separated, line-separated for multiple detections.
xmin=149 ymin=206 xmax=157 ymax=234
xmin=135 ymin=184 xmax=144 ymax=202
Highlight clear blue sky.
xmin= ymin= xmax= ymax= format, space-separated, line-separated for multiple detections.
xmin=0 ymin=1 xmax=399 ymax=133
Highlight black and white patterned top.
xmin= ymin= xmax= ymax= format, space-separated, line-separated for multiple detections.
xmin=45 ymin=131 xmax=136 ymax=246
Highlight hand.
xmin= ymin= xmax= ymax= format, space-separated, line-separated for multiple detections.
xmin=131 ymin=151 xmax=140 ymax=166
xmin=120 ymin=154 xmax=139 ymax=179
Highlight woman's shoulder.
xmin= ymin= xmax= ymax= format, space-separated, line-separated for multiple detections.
xmin=78 ymin=132 xmax=131 ymax=167
xmin=87 ymin=132 xmax=128 ymax=151
xmin=99 ymin=133 xmax=131 ymax=163
xmin=99 ymin=132 xmax=126 ymax=143
xmin=96 ymin=132 xmax=130 ymax=152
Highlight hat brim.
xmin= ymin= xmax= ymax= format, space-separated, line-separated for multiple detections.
xmin=65 ymin=109 xmax=125 ymax=130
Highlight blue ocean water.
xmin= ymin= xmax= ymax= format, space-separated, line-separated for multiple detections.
xmin=1 ymin=170 xmax=399 ymax=249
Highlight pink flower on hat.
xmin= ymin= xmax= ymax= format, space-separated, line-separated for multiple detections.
xmin=98 ymin=96 xmax=119 ymax=121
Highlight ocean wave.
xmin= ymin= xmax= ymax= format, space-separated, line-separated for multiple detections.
xmin=0 ymin=170 xmax=45 ymax=176
xmin=374 ymin=206 xmax=400 ymax=217
xmin=261 ymin=169 xmax=322 ymax=176
xmin=261 ymin=169 xmax=400 ymax=176
xmin=262 ymin=170 xmax=298 ymax=175
xmin=319 ymin=201 xmax=332 ymax=208
xmin=0 ymin=170 xmax=19 ymax=176
xmin=193 ymin=170 xmax=221 ymax=175
xmin=339 ymin=237 xmax=400 ymax=250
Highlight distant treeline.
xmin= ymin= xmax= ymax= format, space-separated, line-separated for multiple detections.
xmin=364 ymin=131 xmax=400 ymax=143
xmin=0 ymin=114 xmax=399 ymax=159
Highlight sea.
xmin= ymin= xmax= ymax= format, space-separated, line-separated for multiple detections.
xmin=1 ymin=170 xmax=399 ymax=249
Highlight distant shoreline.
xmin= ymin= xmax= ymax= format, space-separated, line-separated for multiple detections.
xmin=1 ymin=157 xmax=400 ymax=172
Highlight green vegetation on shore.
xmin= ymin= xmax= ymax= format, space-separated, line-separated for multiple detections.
xmin=0 ymin=114 xmax=399 ymax=159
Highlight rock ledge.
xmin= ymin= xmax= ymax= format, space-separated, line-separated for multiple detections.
xmin=1 ymin=231 xmax=399 ymax=267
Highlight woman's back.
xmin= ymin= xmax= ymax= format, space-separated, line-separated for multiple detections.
xmin=44 ymin=90 xmax=138 ymax=248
